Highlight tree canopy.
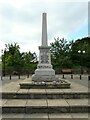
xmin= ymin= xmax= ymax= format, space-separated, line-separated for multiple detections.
xmin=2 ymin=43 xmax=37 ymax=75
xmin=50 ymin=37 xmax=73 ymax=70
xmin=70 ymin=37 xmax=90 ymax=68
xmin=50 ymin=37 xmax=90 ymax=72
xmin=1 ymin=37 xmax=90 ymax=75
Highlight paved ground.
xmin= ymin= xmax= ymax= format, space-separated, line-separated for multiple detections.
xmin=0 ymin=74 xmax=89 ymax=120
xmin=1 ymin=75 xmax=26 ymax=85
xmin=0 ymin=74 xmax=89 ymax=96
xmin=1 ymin=74 xmax=89 ymax=88
xmin=0 ymin=74 xmax=89 ymax=94
xmin=57 ymin=74 xmax=89 ymax=87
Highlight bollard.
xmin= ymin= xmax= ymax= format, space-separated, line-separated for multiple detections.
xmin=62 ymin=74 xmax=65 ymax=79
xmin=88 ymin=76 xmax=90 ymax=80
xmin=18 ymin=75 xmax=20 ymax=79
xmin=27 ymin=74 xmax=29 ymax=78
xmin=80 ymin=75 xmax=82 ymax=80
xmin=10 ymin=75 xmax=11 ymax=80
xmin=71 ymin=74 xmax=73 ymax=79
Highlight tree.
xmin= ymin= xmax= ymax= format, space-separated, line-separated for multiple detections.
xmin=21 ymin=51 xmax=37 ymax=74
xmin=70 ymin=37 xmax=90 ymax=68
xmin=50 ymin=37 xmax=73 ymax=72
xmin=2 ymin=43 xmax=23 ymax=74
xmin=2 ymin=43 xmax=38 ymax=75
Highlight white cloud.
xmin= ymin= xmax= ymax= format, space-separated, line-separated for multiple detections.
xmin=0 ymin=0 xmax=88 ymax=57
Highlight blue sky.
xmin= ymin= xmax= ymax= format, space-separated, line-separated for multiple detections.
xmin=67 ymin=20 xmax=88 ymax=41
xmin=0 ymin=0 xmax=88 ymax=57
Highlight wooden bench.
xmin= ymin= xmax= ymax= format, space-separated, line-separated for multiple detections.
xmin=62 ymin=69 xmax=72 ymax=74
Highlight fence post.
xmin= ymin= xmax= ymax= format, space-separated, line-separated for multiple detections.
xmin=10 ymin=75 xmax=11 ymax=80
xmin=71 ymin=74 xmax=73 ymax=79
xmin=18 ymin=74 xmax=20 ymax=79
xmin=80 ymin=75 xmax=82 ymax=80
xmin=62 ymin=74 xmax=65 ymax=79
xmin=27 ymin=74 xmax=29 ymax=78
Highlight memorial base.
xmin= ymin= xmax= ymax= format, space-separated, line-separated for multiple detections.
xmin=32 ymin=75 xmax=57 ymax=82
xmin=32 ymin=68 xmax=56 ymax=82
xmin=20 ymin=79 xmax=71 ymax=89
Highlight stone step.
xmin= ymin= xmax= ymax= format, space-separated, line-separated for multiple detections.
xmin=2 ymin=99 xmax=89 ymax=113
xmin=2 ymin=89 xmax=89 ymax=99
xmin=2 ymin=113 xmax=88 ymax=120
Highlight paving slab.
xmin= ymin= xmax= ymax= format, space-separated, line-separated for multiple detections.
xmin=49 ymin=113 xmax=88 ymax=120
xmin=28 ymin=89 xmax=46 ymax=94
xmin=26 ymin=99 xmax=47 ymax=107
xmin=45 ymin=89 xmax=64 ymax=99
xmin=72 ymin=87 xmax=88 ymax=92
xmin=46 ymin=89 xmax=64 ymax=93
xmin=2 ymin=85 xmax=20 ymax=93
xmin=47 ymin=99 xmax=69 ymax=107
xmin=0 ymin=99 xmax=7 ymax=106
xmin=2 ymin=113 xmax=48 ymax=120
xmin=17 ymin=89 xmax=29 ymax=94
xmin=24 ymin=113 xmax=48 ymax=119
xmin=15 ymin=89 xmax=29 ymax=99
xmin=2 ymin=81 xmax=20 ymax=95
xmin=62 ymin=82 xmax=88 ymax=92
xmin=4 ymin=99 xmax=27 ymax=107
xmin=26 ymin=99 xmax=48 ymax=113
xmin=61 ymin=89 xmax=74 ymax=93
xmin=62 ymin=89 xmax=88 ymax=95
xmin=69 ymin=82 xmax=88 ymax=92
xmin=66 ymin=99 xmax=88 ymax=106
xmin=20 ymin=78 xmax=32 ymax=83
xmin=28 ymin=89 xmax=47 ymax=99
xmin=71 ymin=113 xmax=88 ymax=118
xmin=2 ymin=113 xmax=24 ymax=118
xmin=2 ymin=113 xmax=89 ymax=120
xmin=2 ymin=99 xmax=7 ymax=106
xmin=49 ymin=113 xmax=72 ymax=120
xmin=3 ymin=99 xmax=27 ymax=113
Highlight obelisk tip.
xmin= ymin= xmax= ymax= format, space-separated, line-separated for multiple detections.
xmin=43 ymin=12 xmax=47 ymax=15
xmin=42 ymin=12 xmax=47 ymax=46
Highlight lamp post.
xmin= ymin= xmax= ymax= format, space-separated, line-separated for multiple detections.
xmin=78 ymin=50 xmax=85 ymax=75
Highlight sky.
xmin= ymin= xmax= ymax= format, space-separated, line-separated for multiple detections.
xmin=0 ymin=0 xmax=88 ymax=57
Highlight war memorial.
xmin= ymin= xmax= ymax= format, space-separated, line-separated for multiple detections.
xmin=19 ymin=13 xmax=70 ymax=89
xmin=1 ymin=13 xmax=89 ymax=120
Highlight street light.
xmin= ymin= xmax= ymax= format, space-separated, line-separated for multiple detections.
xmin=78 ymin=50 xmax=85 ymax=74
xmin=78 ymin=50 xmax=85 ymax=54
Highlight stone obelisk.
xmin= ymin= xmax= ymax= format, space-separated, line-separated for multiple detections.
xmin=32 ymin=13 xmax=55 ymax=82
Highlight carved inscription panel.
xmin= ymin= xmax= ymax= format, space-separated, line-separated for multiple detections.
xmin=40 ymin=49 xmax=50 ymax=64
